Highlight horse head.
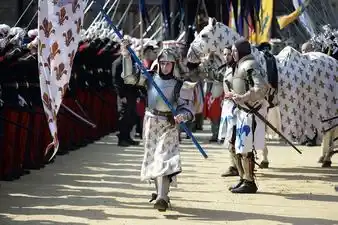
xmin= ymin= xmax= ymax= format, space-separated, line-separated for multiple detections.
xmin=186 ymin=17 xmax=267 ymax=73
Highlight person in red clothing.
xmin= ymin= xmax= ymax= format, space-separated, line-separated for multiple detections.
xmin=202 ymin=52 xmax=224 ymax=142
xmin=203 ymin=80 xmax=223 ymax=142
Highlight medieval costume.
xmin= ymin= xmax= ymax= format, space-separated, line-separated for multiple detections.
xmin=223 ymin=39 xmax=269 ymax=193
xmin=216 ymin=63 xmax=239 ymax=178
xmin=121 ymin=41 xmax=195 ymax=211
xmin=204 ymin=47 xmax=239 ymax=177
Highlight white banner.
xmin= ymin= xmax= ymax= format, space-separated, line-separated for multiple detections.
xmin=38 ymin=0 xmax=85 ymax=160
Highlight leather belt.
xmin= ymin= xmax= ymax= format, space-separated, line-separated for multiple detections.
xmin=148 ymin=109 xmax=173 ymax=117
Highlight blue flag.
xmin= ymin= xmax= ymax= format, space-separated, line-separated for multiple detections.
xmin=138 ymin=0 xmax=150 ymax=27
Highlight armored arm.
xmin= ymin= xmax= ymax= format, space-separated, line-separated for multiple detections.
xmin=241 ymin=66 xmax=269 ymax=103
xmin=176 ymin=81 xmax=196 ymax=122
xmin=120 ymin=55 xmax=147 ymax=86
xmin=119 ymin=38 xmax=147 ymax=86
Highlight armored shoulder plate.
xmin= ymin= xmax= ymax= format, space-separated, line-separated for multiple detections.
xmin=232 ymin=56 xmax=260 ymax=95
xmin=179 ymin=81 xmax=197 ymax=101
xmin=238 ymin=57 xmax=259 ymax=74
xmin=181 ymin=81 xmax=197 ymax=90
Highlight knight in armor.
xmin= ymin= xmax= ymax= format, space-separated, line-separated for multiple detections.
xmin=223 ymin=39 xmax=269 ymax=193
xmin=120 ymin=40 xmax=195 ymax=211
xmin=208 ymin=46 xmax=241 ymax=177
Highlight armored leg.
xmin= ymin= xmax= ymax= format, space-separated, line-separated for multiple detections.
xmin=154 ymin=176 xmax=170 ymax=211
xmin=228 ymin=152 xmax=245 ymax=190
xmin=231 ymin=152 xmax=258 ymax=193
xmin=221 ymin=144 xmax=239 ymax=177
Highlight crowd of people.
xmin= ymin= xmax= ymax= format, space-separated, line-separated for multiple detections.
xmin=0 ymin=25 xmax=121 ymax=181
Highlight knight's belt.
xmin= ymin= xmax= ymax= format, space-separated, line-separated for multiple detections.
xmin=236 ymin=103 xmax=262 ymax=114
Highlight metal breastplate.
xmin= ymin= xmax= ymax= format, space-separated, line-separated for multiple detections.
xmin=232 ymin=70 xmax=247 ymax=95
xmin=147 ymin=74 xmax=179 ymax=112
xmin=231 ymin=58 xmax=256 ymax=95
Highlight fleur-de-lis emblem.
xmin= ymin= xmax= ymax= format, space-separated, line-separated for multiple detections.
xmin=39 ymin=18 xmax=55 ymax=38
xmin=42 ymin=92 xmax=52 ymax=111
xmin=56 ymin=7 xmax=69 ymax=25
xmin=50 ymin=41 xmax=61 ymax=60
xmin=54 ymin=63 xmax=67 ymax=80
xmin=63 ymin=29 xmax=75 ymax=46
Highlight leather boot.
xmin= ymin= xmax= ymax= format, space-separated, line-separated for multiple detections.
xmin=149 ymin=193 xmax=170 ymax=203
xmin=228 ymin=153 xmax=244 ymax=191
xmin=231 ymin=179 xmax=258 ymax=193
xmin=231 ymin=153 xmax=258 ymax=193
xmin=154 ymin=199 xmax=169 ymax=212
xmin=228 ymin=178 xmax=244 ymax=191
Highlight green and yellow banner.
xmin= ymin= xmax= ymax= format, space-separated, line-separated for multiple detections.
xmin=249 ymin=0 xmax=273 ymax=44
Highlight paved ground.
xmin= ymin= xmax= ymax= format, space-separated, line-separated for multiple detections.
xmin=0 ymin=123 xmax=338 ymax=225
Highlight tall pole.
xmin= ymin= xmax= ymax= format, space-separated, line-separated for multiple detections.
xmin=139 ymin=4 xmax=144 ymax=60
xmin=170 ymin=0 xmax=177 ymax=39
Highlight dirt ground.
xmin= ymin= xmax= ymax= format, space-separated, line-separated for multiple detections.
xmin=0 ymin=123 xmax=337 ymax=225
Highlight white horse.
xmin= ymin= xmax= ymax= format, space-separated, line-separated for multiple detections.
xmin=186 ymin=18 xmax=338 ymax=167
